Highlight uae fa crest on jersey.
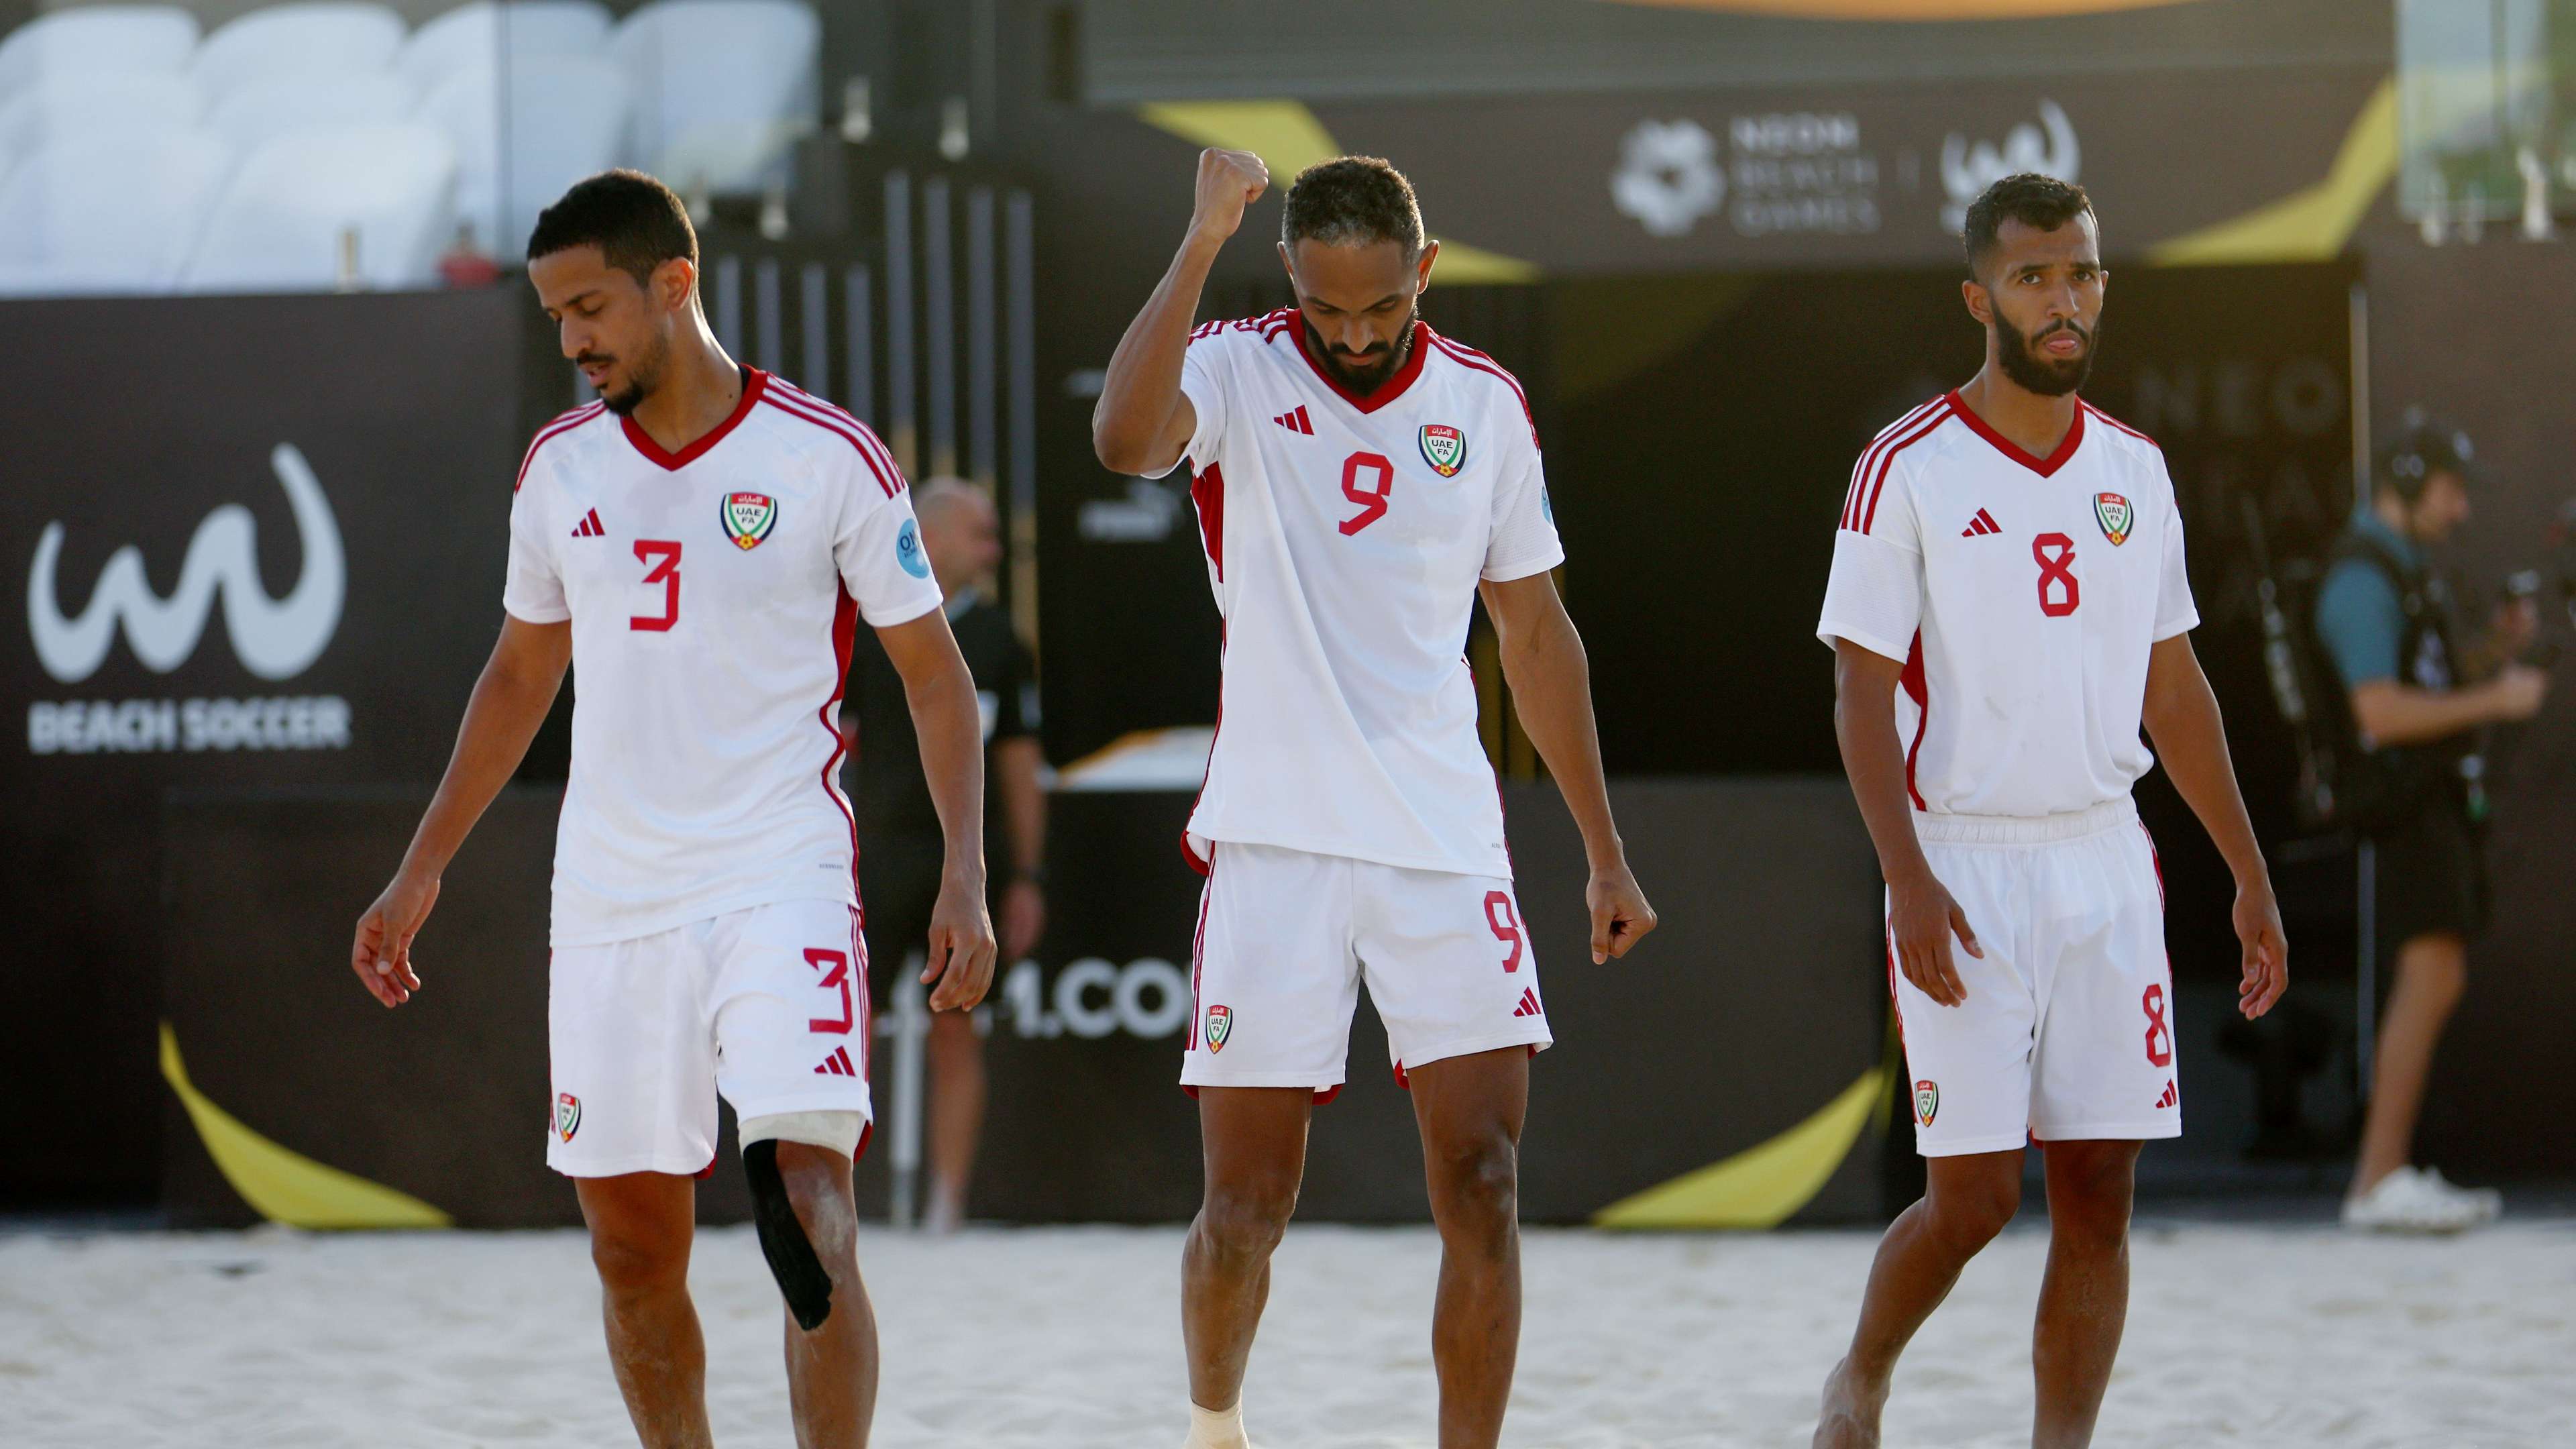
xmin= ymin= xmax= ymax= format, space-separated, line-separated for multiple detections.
xmin=1913 ymin=1079 xmax=1939 ymax=1126
xmin=722 ymin=492 xmax=778 ymax=550
xmin=1418 ymin=423 xmax=1467 ymax=478
xmin=2094 ymin=492 xmax=2133 ymax=546
xmin=1204 ymin=1004 xmax=1233 ymax=1052
xmin=555 ymin=1092 xmax=582 ymax=1142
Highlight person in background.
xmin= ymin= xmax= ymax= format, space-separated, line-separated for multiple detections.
xmin=2316 ymin=418 xmax=2546 ymax=1232
xmin=845 ymin=478 xmax=1046 ymax=1234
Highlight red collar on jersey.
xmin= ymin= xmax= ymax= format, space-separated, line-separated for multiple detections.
xmin=621 ymin=366 xmax=769 ymax=471
xmin=1944 ymin=389 xmax=2086 ymax=478
xmin=1291 ymin=317 xmax=1431 ymax=413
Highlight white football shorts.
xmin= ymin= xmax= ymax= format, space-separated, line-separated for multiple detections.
xmin=1890 ymin=796 xmax=2181 ymax=1157
xmin=1181 ymin=841 xmax=1552 ymax=1097
xmin=547 ymin=897 xmax=873 ymax=1177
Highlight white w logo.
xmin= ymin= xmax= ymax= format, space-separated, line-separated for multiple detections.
xmin=27 ymin=444 xmax=345 ymax=684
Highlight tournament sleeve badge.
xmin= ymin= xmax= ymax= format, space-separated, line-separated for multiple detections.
xmin=722 ymin=492 xmax=778 ymax=550
xmin=1418 ymin=423 xmax=1467 ymax=478
xmin=2094 ymin=492 xmax=2133 ymax=546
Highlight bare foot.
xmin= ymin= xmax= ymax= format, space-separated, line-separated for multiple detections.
xmin=1812 ymin=1357 xmax=1887 ymax=1449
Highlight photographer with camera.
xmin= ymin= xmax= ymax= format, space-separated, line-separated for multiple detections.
xmin=2316 ymin=417 xmax=2545 ymax=1233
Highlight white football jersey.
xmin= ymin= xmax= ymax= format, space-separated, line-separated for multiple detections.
xmin=504 ymin=369 xmax=943 ymax=946
xmin=1815 ymin=392 xmax=2198 ymax=819
xmin=1150 ymin=311 xmax=1564 ymax=878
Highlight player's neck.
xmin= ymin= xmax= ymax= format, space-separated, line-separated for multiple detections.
xmin=1955 ymin=366 xmax=2079 ymax=463
xmin=627 ymin=329 xmax=747 ymax=455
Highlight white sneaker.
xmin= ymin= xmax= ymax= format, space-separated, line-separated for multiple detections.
xmin=2342 ymin=1165 xmax=2483 ymax=1234
xmin=2419 ymin=1166 xmax=2504 ymax=1223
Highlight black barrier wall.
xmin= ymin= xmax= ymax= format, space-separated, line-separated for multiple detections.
xmin=1 ymin=292 xmax=527 ymax=1205
xmin=163 ymin=778 xmax=1900 ymax=1228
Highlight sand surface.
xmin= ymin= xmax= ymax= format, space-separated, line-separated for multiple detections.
xmin=3 ymin=1216 xmax=2569 ymax=1447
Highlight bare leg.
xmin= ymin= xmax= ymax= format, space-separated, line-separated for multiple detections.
xmin=577 ymin=1173 xmax=714 ymax=1449
xmin=2352 ymin=933 xmax=2467 ymax=1195
xmin=925 ymin=1009 xmax=987 ymax=1230
xmin=1183 ymin=1087 xmax=1313 ymax=1417
xmin=1406 ymin=1048 xmax=1530 ymax=1449
xmin=776 ymin=1140 xmax=880 ymax=1449
xmin=1813 ymin=1150 xmax=2023 ymax=1449
xmin=2031 ymin=1140 xmax=2140 ymax=1449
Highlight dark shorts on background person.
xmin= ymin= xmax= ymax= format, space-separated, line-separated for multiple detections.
xmin=2371 ymin=802 xmax=2488 ymax=955
xmin=860 ymin=835 xmax=952 ymax=1006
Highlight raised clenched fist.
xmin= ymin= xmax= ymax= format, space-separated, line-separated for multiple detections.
xmin=1191 ymin=148 xmax=1270 ymax=244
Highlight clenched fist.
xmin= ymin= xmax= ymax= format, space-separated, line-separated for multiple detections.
xmin=1191 ymin=148 xmax=1269 ymax=244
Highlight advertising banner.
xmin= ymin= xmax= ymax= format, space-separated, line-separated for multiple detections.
xmin=162 ymin=779 xmax=1902 ymax=1229
xmin=1 ymin=291 xmax=527 ymax=1202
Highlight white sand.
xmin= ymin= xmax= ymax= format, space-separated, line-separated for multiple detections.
xmin=2 ymin=1217 xmax=2569 ymax=1448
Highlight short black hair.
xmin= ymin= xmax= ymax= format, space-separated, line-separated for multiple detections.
xmin=1962 ymin=173 xmax=2094 ymax=278
xmin=527 ymin=169 xmax=699 ymax=286
xmin=1281 ymin=156 xmax=1425 ymax=258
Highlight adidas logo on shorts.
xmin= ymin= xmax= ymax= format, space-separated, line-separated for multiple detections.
xmin=814 ymin=1046 xmax=858 ymax=1077
xmin=1511 ymin=987 xmax=1542 ymax=1019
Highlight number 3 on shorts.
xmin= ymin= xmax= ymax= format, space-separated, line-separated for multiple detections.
xmin=1485 ymin=890 xmax=1523 ymax=973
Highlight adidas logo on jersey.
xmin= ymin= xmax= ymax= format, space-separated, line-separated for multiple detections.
xmin=570 ymin=507 xmax=606 ymax=538
xmin=814 ymin=1046 xmax=858 ymax=1077
xmin=1960 ymin=507 xmax=2002 ymax=537
xmin=1511 ymin=987 xmax=1543 ymax=1020
xmin=2153 ymin=1080 xmax=2178 ymax=1110
xmin=1272 ymin=406 xmax=1314 ymax=435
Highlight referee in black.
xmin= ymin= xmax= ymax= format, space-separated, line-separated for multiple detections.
xmin=844 ymin=478 xmax=1045 ymax=1232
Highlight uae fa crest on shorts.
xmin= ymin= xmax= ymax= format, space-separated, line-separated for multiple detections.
xmin=2094 ymin=492 xmax=2133 ymax=546
xmin=1913 ymin=1079 xmax=1939 ymax=1126
xmin=555 ymin=1092 xmax=582 ymax=1142
xmin=1418 ymin=423 xmax=1467 ymax=478
xmin=1204 ymin=1004 xmax=1233 ymax=1052
xmin=722 ymin=492 xmax=778 ymax=550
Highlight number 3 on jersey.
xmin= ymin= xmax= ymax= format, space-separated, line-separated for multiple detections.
xmin=1339 ymin=451 xmax=1395 ymax=536
xmin=631 ymin=539 xmax=682 ymax=631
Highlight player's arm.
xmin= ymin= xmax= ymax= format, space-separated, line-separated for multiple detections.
xmin=1478 ymin=572 xmax=1656 ymax=963
xmin=349 ymin=614 xmax=571 ymax=1008
xmin=1831 ymin=638 xmax=1980 ymax=1008
xmin=2141 ymin=633 xmax=2287 ymax=1019
xmin=1090 ymin=147 xmax=1268 ymax=477
xmin=876 ymin=609 xmax=999 ymax=1011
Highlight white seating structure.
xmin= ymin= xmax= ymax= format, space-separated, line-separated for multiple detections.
xmin=184 ymin=125 xmax=461 ymax=294
xmin=419 ymin=55 xmax=630 ymax=260
xmin=614 ymin=0 xmax=819 ymax=199
xmin=397 ymin=1 xmax=611 ymax=95
xmin=0 ymin=0 xmax=819 ymax=298
xmin=0 ymin=128 xmax=233 ymax=295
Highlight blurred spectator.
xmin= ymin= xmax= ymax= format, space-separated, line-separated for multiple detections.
xmin=844 ymin=478 xmax=1044 ymax=1233
xmin=2316 ymin=418 xmax=2545 ymax=1232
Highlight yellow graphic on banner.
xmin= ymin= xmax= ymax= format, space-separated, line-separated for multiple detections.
xmin=1594 ymin=1061 xmax=1892 ymax=1230
xmin=2150 ymin=78 xmax=2398 ymax=265
xmin=1137 ymin=101 xmax=1541 ymax=284
xmin=160 ymin=1022 xmax=451 ymax=1230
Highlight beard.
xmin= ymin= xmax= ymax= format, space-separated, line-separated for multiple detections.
xmin=1303 ymin=307 xmax=1417 ymax=394
xmin=586 ymin=331 xmax=671 ymax=416
xmin=1994 ymin=308 xmax=2098 ymax=398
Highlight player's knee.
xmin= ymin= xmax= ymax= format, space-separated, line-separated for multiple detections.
xmin=588 ymin=1220 xmax=690 ymax=1299
xmin=1925 ymin=1176 xmax=2019 ymax=1252
xmin=1195 ymin=1180 xmax=1297 ymax=1262
xmin=1426 ymin=1132 xmax=1519 ymax=1228
xmin=773 ymin=1143 xmax=859 ymax=1265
